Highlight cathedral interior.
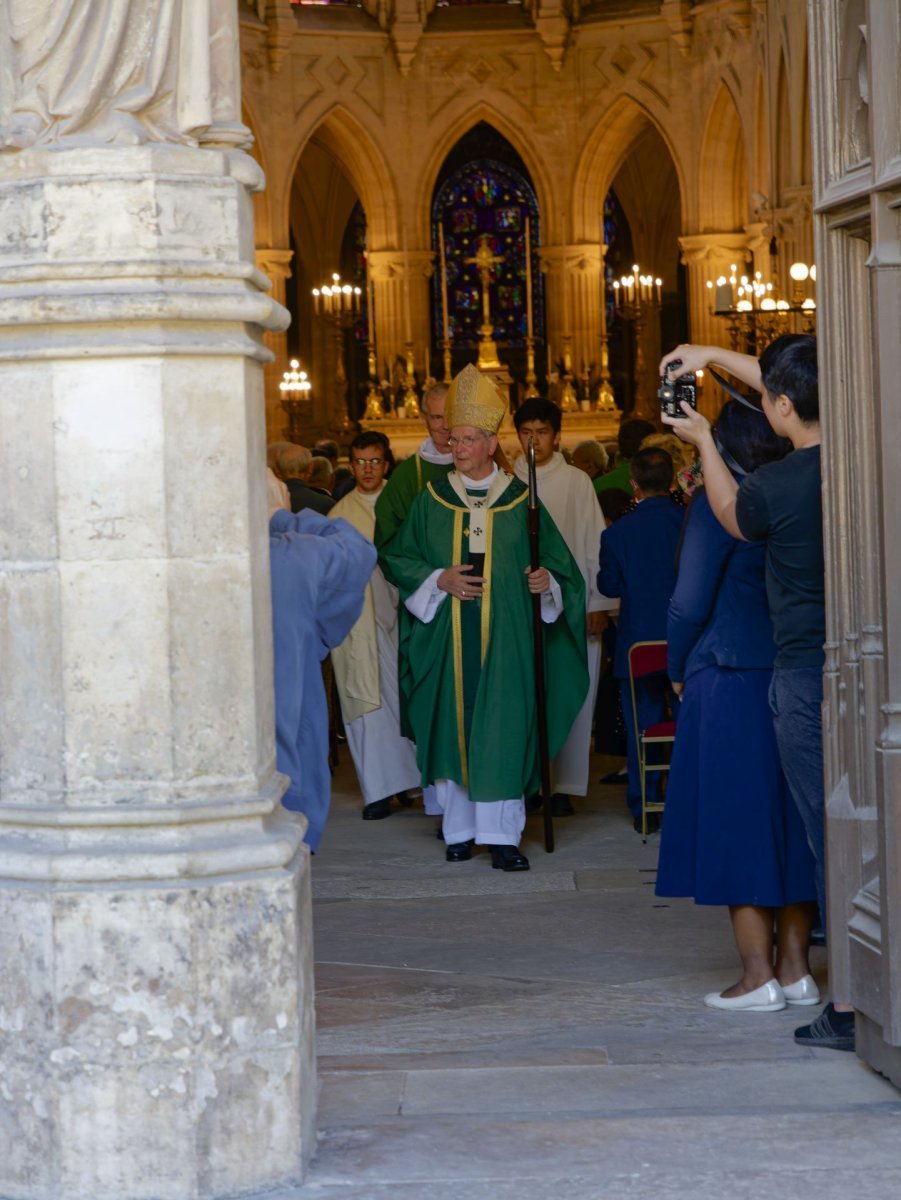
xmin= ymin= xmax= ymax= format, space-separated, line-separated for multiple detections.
xmin=1 ymin=3 xmax=899 ymax=1197
xmin=239 ymin=0 xmax=817 ymax=442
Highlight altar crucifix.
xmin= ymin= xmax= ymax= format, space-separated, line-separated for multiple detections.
xmin=464 ymin=234 xmax=504 ymax=370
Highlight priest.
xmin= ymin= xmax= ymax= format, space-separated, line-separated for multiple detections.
xmin=513 ymin=397 xmax=617 ymax=814
xmin=330 ymin=432 xmax=421 ymax=821
xmin=381 ymin=365 xmax=588 ymax=871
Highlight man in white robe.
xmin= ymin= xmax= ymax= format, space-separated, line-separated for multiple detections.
xmin=514 ymin=397 xmax=617 ymax=814
xmin=331 ymin=432 xmax=421 ymax=820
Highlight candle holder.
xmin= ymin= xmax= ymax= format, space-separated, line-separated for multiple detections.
xmin=596 ymin=334 xmax=616 ymax=412
xmin=279 ymin=359 xmax=313 ymax=441
xmin=312 ymin=272 xmax=362 ymax=434
xmin=559 ymin=335 xmax=578 ymax=412
xmin=523 ymin=334 xmax=540 ymax=400
xmin=706 ymin=260 xmax=816 ymax=354
xmin=363 ymin=347 xmax=385 ymax=420
xmin=611 ymin=265 xmax=662 ymax=421
xmin=402 ymin=343 xmax=421 ymax=419
xmin=440 ymin=336 xmax=453 ymax=383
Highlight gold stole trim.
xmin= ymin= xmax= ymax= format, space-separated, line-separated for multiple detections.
xmin=450 ymin=506 xmax=468 ymax=787
xmin=415 ymin=455 xmax=423 ymax=492
xmin=481 ymin=508 xmax=493 ymax=663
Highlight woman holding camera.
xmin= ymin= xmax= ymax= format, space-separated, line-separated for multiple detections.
xmin=655 ymin=400 xmax=819 ymax=1012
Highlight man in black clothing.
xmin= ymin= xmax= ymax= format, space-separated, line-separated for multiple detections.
xmin=273 ymin=441 xmax=334 ymax=516
xmin=660 ymin=334 xmax=853 ymax=1053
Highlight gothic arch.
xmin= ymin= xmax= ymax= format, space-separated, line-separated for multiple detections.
xmin=698 ymin=82 xmax=749 ymax=232
xmin=242 ymin=99 xmax=271 ymax=247
xmin=283 ymin=105 xmax=399 ymax=249
xmin=415 ymin=104 xmax=553 ymax=246
xmin=572 ymin=96 xmax=687 ymax=248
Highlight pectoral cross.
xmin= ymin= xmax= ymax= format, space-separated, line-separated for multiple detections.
xmin=463 ymin=235 xmax=504 ymax=369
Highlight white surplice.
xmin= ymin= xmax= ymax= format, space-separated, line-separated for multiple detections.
xmin=513 ymin=451 xmax=617 ymax=795
xmin=330 ymin=486 xmax=420 ymax=807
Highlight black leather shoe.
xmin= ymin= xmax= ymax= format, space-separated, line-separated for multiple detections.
xmin=489 ymin=845 xmax=530 ymax=871
xmin=600 ymin=768 xmax=627 ymax=784
xmin=446 ymin=841 xmax=474 ymax=862
xmin=395 ymin=790 xmax=417 ymax=807
xmin=633 ymin=813 xmax=660 ymax=834
xmin=362 ymin=799 xmax=392 ymax=821
xmin=551 ymin=793 xmax=574 ymax=816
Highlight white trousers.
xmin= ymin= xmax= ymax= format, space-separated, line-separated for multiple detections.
xmin=552 ymin=637 xmax=601 ymax=796
xmin=435 ymin=779 xmax=525 ymax=847
xmin=344 ymin=623 xmax=421 ymax=807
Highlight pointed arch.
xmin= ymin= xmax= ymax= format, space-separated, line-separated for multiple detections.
xmin=699 ymin=82 xmax=749 ymax=232
xmin=414 ymin=103 xmax=553 ymax=246
xmin=572 ymin=96 xmax=687 ymax=247
xmin=242 ymin=99 xmax=271 ymax=247
xmin=283 ymin=105 xmax=399 ymax=248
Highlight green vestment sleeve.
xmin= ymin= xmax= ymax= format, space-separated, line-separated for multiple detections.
xmin=375 ymin=455 xmax=452 ymax=585
xmin=382 ymin=474 xmax=588 ymax=801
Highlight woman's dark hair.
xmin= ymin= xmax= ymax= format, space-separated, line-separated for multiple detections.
xmin=758 ymin=333 xmax=818 ymax=425
xmin=714 ymin=399 xmax=791 ymax=475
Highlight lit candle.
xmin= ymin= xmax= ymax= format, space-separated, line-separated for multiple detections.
xmin=524 ymin=214 xmax=534 ymax=339
xmin=438 ymin=222 xmax=450 ymax=341
xmin=655 ymin=277 xmax=662 ymax=305
xmin=402 ymin=223 xmax=413 ymax=344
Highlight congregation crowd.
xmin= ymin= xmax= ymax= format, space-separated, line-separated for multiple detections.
xmin=265 ymin=332 xmax=854 ymax=1056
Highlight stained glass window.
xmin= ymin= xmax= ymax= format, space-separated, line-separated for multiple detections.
xmin=432 ymin=159 xmax=542 ymax=349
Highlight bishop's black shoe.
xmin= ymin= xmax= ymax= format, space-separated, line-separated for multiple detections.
xmin=445 ymin=840 xmax=474 ymax=863
xmin=362 ymin=799 xmax=392 ymax=821
xmin=489 ymin=845 xmax=530 ymax=872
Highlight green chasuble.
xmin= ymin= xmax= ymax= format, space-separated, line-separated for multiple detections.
xmin=382 ymin=470 xmax=588 ymax=802
xmin=375 ymin=452 xmax=452 ymax=578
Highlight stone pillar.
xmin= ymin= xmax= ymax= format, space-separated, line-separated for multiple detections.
xmin=369 ymin=247 xmax=433 ymax=381
xmin=679 ymin=232 xmax=750 ymax=416
xmin=256 ymin=247 xmax=295 ymax=438
xmin=0 ymin=7 xmax=315 ymax=1199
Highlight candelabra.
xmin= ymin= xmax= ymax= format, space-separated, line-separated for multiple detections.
xmin=611 ymin=265 xmax=662 ymax=421
xmin=312 ymin=272 xmax=362 ymax=438
xmin=279 ymin=359 xmax=312 ymax=442
xmin=706 ymin=261 xmax=817 ymax=354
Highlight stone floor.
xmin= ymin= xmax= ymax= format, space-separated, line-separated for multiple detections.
xmin=287 ymin=755 xmax=901 ymax=1199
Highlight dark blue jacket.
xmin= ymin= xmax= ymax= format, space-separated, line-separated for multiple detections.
xmin=667 ymin=490 xmax=776 ymax=682
xmin=597 ymin=496 xmax=684 ymax=678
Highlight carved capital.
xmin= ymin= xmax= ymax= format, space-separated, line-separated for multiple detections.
xmin=533 ymin=3 xmax=571 ymax=72
xmin=368 ymin=248 xmax=434 ymax=282
xmin=256 ymin=247 xmax=294 ymax=282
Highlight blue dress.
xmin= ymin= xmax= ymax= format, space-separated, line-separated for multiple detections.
xmin=655 ymin=491 xmax=816 ymax=906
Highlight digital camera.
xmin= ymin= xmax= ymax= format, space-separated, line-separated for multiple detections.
xmin=658 ymin=359 xmax=697 ymax=419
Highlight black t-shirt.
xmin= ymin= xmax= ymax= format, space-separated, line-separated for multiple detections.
xmin=735 ymin=444 xmax=825 ymax=668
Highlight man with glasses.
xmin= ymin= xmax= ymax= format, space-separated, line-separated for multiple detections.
xmin=375 ymin=382 xmax=454 ymax=558
xmin=330 ymin=432 xmax=421 ymax=821
xmin=382 ymin=365 xmax=587 ymax=871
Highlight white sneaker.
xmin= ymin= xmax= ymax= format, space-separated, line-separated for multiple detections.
xmin=704 ymin=980 xmax=786 ymax=1012
xmin=781 ymin=974 xmax=821 ymax=1006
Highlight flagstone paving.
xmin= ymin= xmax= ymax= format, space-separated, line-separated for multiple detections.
xmin=282 ymin=756 xmax=901 ymax=1199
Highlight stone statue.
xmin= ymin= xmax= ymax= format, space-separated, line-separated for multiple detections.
xmin=0 ymin=0 xmax=249 ymax=151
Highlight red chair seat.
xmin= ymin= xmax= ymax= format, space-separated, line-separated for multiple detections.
xmin=643 ymin=720 xmax=677 ymax=738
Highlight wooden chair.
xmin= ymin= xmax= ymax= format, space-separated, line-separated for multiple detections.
xmin=627 ymin=640 xmax=677 ymax=841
